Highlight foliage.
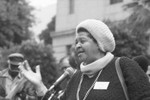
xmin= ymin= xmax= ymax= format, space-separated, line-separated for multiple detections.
xmin=123 ymin=0 xmax=150 ymax=26
xmin=39 ymin=16 xmax=56 ymax=45
xmin=0 ymin=0 xmax=34 ymax=48
xmin=105 ymin=20 xmax=150 ymax=58
xmin=104 ymin=0 xmax=150 ymax=58
xmin=0 ymin=40 xmax=59 ymax=87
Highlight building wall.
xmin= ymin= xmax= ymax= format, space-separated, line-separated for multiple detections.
xmin=52 ymin=30 xmax=75 ymax=61
xmin=52 ymin=0 xmax=132 ymax=61
xmin=55 ymin=0 xmax=132 ymax=32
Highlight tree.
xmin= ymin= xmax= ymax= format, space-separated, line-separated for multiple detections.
xmin=0 ymin=0 xmax=34 ymax=48
xmin=123 ymin=0 xmax=150 ymax=30
xmin=0 ymin=40 xmax=59 ymax=87
xmin=39 ymin=16 xmax=55 ymax=45
xmin=106 ymin=21 xmax=150 ymax=58
xmin=123 ymin=0 xmax=150 ymax=57
xmin=104 ymin=0 xmax=150 ymax=58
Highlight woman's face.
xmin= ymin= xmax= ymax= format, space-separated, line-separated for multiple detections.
xmin=75 ymin=31 xmax=100 ymax=64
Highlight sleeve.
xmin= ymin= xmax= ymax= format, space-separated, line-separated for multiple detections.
xmin=0 ymin=85 xmax=6 ymax=97
xmin=0 ymin=71 xmax=6 ymax=97
xmin=120 ymin=57 xmax=150 ymax=100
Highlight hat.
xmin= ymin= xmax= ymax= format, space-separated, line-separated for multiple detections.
xmin=76 ymin=19 xmax=115 ymax=52
xmin=8 ymin=53 xmax=24 ymax=65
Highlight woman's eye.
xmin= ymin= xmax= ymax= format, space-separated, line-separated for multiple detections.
xmin=75 ymin=41 xmax=78 ymax=45
xmin=80 ymin=39 xmax=86 ymax=43
xmin=80 ymin=40 xmax=84 ymax=44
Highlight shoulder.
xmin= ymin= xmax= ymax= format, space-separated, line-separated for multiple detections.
xmin=117 ymin=56 xmax=146 ymax=80
xmin=118 ymin=57 xmax=150 ymax=99
xmin=0 ymin=69 xmax=8 ymax=77
xmin=70 ymin=70 xmax=81 ymax=80
xmin=67 ymin=70 xmax=81 ymax=86
xmin=118 ymin=56 xmax=147 ymax=81
xmin=119 ymin=56 xmax=135 ymax=65
xmin=119 ymin=57 xmax=139 ymax=71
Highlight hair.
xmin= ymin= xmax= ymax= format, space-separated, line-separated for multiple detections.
xmin=77 ymin=27 xmax=97 ymax=44
xmin=133 ymin=55 xmax=149 ymax=72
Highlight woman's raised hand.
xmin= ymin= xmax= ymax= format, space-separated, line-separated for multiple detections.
xmin=19 ymin=60 xmax=47 ymax=96
xmin=19 ymin=60 xmax=43 ymax=88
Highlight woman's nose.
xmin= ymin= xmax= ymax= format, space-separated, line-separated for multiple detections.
xmin=76 ymin=42 xmax=82 ymax=49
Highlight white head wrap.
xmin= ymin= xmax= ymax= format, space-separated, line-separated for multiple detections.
xmin=76 ymin=19 xmax=116 ymax=52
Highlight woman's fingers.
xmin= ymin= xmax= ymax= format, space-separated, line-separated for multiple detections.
xmin=18 ymin=62 xmax=26 ymax=72
xmin=35 ymin=65 xmax=41 ymax=76
xmin=24 ymin=60 xmax=31 ymax=71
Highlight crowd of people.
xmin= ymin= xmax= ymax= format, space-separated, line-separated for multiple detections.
xmin=0 ymin=19 xmax=150 ymax=100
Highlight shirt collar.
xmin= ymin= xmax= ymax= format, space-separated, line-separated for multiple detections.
xmin=2 ymin=69 xmax=21 ymax=80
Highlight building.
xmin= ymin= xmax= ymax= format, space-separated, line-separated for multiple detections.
xmin=51 ymin=0 xmax=133 ymax=61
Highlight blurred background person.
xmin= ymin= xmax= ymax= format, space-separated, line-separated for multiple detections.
xmin=132 ymin=55 xmax=149 ymax=73
xmin=0 ymin=53 xmax=37 ymax=100
xmin=68 ymin=45 xmax=81 ymax=70
xmin=58 ymin=56 xmax=71 ymax=92
xmin=59 ymin=56 xmax=71 ymax=72
xmin=133 ymin=55 xmax=150 ymax=81
xmin=56 ymin=55 xmax=77 ymax=99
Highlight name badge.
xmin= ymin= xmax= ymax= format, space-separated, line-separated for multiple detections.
xmin=93 ymin=81 xmax=110 ymax=90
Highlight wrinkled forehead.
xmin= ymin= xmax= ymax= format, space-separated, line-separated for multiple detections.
xmin=75 ymin=31 xmax=90 ymax=40
xmin=75 ymin=30 xmax=97 ymax=45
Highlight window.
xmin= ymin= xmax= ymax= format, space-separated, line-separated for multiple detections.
xmin=110 ymin=0 xmax=123 ymax=4
xmin=69 ymin=0 xmax=74 ymax=14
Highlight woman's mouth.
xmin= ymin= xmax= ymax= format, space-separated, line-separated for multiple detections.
xmin=77 ymin=50 xmax=85 ymax=57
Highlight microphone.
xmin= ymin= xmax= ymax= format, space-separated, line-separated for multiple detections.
xmin=48 ymin=67 xmax=75 ymax=91
xmin=41 ymin=67 xmax=76 ymax=100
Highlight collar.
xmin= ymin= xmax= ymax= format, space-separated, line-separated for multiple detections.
xmin=2 ymin=69 xmax=12 ymax=79
xmin=1 ymin=69 xmax=21 ymax=80
xmin=80 ymin=52 xmax=114 ymax=77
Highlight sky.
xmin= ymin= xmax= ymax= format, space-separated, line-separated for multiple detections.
xmin=27 ymin=0 xmax=57 ymax=39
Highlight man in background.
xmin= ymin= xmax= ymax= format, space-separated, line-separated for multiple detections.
xmin=0 ymin=53 xmax=37 ymax=100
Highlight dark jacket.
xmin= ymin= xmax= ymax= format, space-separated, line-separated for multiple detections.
xmin=61 ymin=57 xmax=150 ymax=100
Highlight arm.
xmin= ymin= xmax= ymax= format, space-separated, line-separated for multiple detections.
xmin=0 ymin=85 xmax=6 ymax=98
xmin=0 ymin=75 xmax=11 ymax=100
xmin=120 ymin=57 xmax=150 ymax=100
xmin=19 ymin=60 xmax=47 ymax=96
xmin=5 ymin=77 xmax=26 ymax=100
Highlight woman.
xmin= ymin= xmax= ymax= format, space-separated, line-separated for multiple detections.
xmin=19 ymin=19 xmax=150 ymax=100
